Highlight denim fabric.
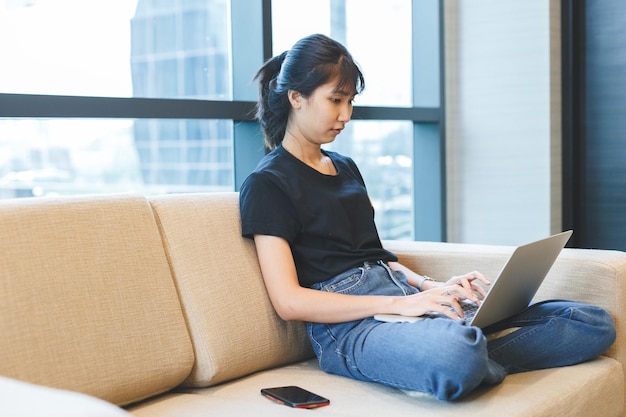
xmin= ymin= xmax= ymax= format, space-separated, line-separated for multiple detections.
xmin=484 ymin=299 xmax=616 ymax=373
xmin=307 ymin=262 xmax=616 ymax=401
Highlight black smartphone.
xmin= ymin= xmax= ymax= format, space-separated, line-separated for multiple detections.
xmin=261 ymin=385 xmax=330 ymax=409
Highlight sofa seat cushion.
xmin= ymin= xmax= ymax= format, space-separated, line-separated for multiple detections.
xmin=128 ymin=356 xmax=623 ymax=417
xmin=129 ymin=392 xmax=312 ymax=417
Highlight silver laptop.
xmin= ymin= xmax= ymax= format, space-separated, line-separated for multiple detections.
xmin=374 ymin=230 xmax=573 ymax=328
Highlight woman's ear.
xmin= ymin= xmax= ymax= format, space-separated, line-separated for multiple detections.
xmin=287 ymin=90 xmax=302 ymax=109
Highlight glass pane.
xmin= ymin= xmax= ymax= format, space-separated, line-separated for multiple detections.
xmin=324 ymin=121 xmax=414 ymax=240
xmin=272 ymin=0 xmax=412 ymax=107
xmin=0 ymin=0 xmax=231 ymax=100
xmin=0 ymin=118 xmax=234 ymax=199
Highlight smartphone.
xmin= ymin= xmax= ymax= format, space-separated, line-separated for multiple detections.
xmin=261 ymin=385 xmax=330 ymax=409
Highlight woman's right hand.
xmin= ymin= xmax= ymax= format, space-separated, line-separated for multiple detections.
xmin=393 ymin=284 xmax=480 ymax=320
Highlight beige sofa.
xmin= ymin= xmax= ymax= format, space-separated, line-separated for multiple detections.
xmin=1 ymin=192 xmax=624 ymax=417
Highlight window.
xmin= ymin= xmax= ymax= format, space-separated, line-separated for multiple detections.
xmin=272 ymin=0 xmax=413 ymax=107
xmin=0 ymin=0 xmax=444 ymax=241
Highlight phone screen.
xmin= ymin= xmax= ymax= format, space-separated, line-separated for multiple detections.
xmin=261 ymin=386 xmax=330 ymax=408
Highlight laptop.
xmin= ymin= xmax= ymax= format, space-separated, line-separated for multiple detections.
xmin=374 ymin=230 xmax=573 ymax=329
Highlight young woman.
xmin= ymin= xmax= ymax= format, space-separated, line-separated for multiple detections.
xmin=239 ymin=33 xmax=615 ymax=401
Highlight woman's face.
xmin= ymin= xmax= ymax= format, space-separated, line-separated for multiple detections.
xmin=287 ymin=78 xmax=355 ymax=147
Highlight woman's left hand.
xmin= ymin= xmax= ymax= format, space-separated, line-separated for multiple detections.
xmin=443 ymin=271 xmax=491 ymax=302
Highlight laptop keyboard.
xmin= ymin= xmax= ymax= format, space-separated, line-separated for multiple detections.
xmin=461 ymin=301 xmax=479 ymax=320
xmin=373 ymin=300 xmax=480 ymax=324
xmin=424 ymin=300 xmax=478 ymax=321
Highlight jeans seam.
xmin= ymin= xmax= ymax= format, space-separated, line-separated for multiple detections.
xmin=378 ymin=261 xmax=409 ymax=296
xmin=307 ymin=322 xmax=323 ymax=363
xmin=308 ymin=322 xmax=352 ymax=370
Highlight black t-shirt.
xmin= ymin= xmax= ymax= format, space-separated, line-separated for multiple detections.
xmin=239 ymin=145 xmax=397 ymax=287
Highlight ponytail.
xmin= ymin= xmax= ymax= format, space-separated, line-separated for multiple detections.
xmin=254 ymin=51 xmax=289 ymax=150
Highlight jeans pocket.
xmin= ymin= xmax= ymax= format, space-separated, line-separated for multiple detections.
xmin=319 ymin=267 xmax=367 ymax=295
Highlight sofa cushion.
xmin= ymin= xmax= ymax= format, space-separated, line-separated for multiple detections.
xmin=0 ymin=377 xmax=130 ymax=417
xmin=140 ymin=357 xmax=621 ymax=417
xmin=149 ymin=192 xmax=314 ymax=388
xmin=0 ymin=194 xmax=194 ymax=406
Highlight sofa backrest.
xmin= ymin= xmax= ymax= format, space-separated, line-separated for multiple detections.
xmin=0 ymin=194 xmax=194 ymax=406
xmin=149 ymin=192 xmax=314 ymax=388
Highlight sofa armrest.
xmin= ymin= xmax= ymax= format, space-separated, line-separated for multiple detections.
xmin=382 ymin=240 xmax=626 ymax=367
xmin=0 ymin=377 xmax=131 ymax=417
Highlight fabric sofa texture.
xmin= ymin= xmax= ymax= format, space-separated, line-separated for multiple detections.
xmin=0 ymin=192 xmax=624 ymax=416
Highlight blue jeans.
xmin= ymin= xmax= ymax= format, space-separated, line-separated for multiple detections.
xmin=307 ymin=261 xmax=616 ymax=401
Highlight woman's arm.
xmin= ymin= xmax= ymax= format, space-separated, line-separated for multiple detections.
xmin=254 ymin=234 xmax=484 ymax=323
xmin=254 ymin=234 xmax=396 ymax=323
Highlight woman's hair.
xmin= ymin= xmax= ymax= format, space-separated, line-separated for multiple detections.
xmin=254 ymin=33 xmax=365 ymax=149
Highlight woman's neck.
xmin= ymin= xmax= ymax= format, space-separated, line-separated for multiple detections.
xmin=282 ymin=136 xmax=323 ymax=165
xmin=282 ymin=136 xmax=335 ymax=175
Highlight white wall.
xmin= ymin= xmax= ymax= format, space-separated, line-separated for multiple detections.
xmin=444 ymin=0 xmax=562 ymax=245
